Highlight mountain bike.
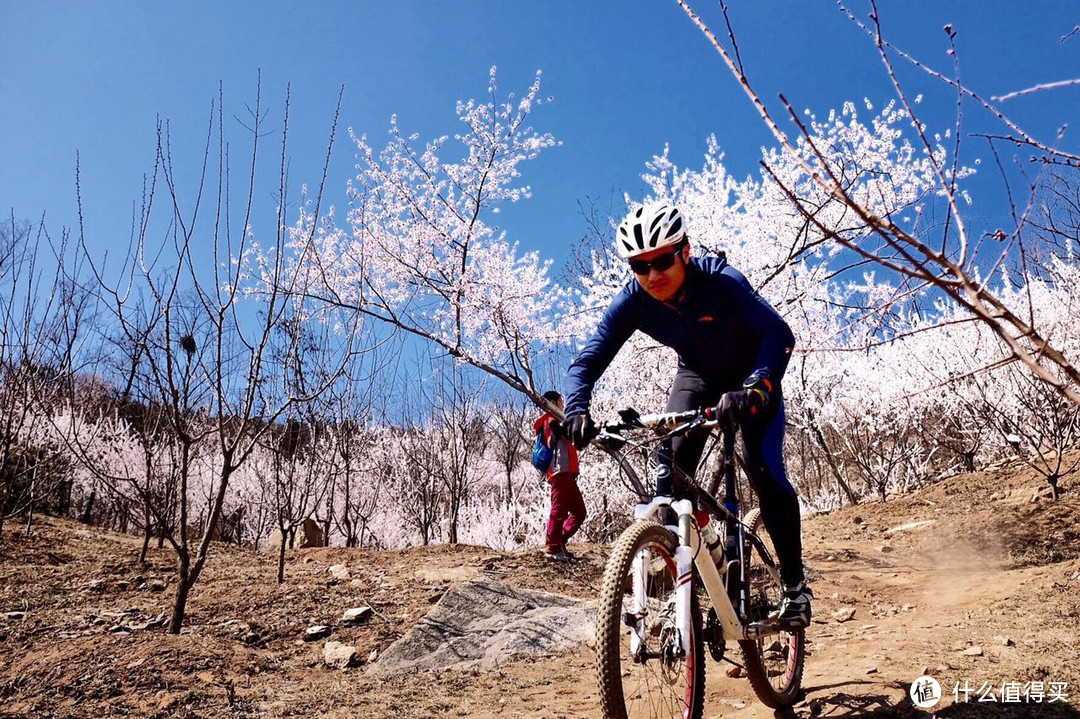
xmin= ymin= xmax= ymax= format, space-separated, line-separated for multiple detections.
xmin=592 ymin=406 xmax=805 ymax=719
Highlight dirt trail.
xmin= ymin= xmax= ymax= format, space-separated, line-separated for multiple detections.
xmin=1 ymin=461 xmax=1078 ymax=718
xmin=446 ymin=507 xmax=1078 ymax=719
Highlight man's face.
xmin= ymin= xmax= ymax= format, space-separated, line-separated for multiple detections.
xmin=630 ymin=244 xmax=689 ymax=303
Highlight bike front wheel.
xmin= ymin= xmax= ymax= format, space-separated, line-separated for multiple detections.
xmin=739 ymin=508 xmax=805 ymax=708
xmin=596 ymin=520 xmax=705 ymax=719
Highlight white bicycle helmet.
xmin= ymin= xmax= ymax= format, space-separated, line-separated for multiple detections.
xmin=615 ymin=202 xmax=687 ymax=259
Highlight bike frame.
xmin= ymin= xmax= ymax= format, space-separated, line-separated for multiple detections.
xmin=599 ymin=411 xmax=787 ymax=660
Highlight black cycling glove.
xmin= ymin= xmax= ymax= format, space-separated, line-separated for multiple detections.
xmin=563 ymin=413 xmax=597 ymax=449
xmin=716 ymin=390 xmax=762 ymax=428
xmin=715 ymin=372 xmax=773 ymax=428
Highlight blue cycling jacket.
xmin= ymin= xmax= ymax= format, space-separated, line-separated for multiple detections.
xmin=564 ymin=255 xmax=795 ymax=417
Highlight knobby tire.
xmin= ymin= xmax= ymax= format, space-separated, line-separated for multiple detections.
xmin=738 ymin=507 xmax=805 ymax=708
xmin=596 ymin=521 xmax=705 ymax=719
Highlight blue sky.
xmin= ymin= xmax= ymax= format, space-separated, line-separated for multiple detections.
xmin=2 ymin=1 xmax=1078 ymax=271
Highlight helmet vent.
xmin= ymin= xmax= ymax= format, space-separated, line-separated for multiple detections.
xmin=669 ymin=215 xmax=682 ymax=238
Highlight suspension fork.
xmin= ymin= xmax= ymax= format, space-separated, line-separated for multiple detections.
xmin=673 ymin=499 xmax=695 ymax=657
xmin=630 ymin=546 xmax=647 ymax=659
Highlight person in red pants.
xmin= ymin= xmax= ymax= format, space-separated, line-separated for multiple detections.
xmin=534 ymin=391 xmax=585 ymax=562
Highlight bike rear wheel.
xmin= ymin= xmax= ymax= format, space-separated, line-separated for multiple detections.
xmin=596 ymin=520 xmax=705 ymax=719
xmin=739 ymin=508 xmax=805 ymax=708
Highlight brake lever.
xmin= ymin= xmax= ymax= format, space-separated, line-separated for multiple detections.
xmin=594 ymin=429 xmax=627 ymax=451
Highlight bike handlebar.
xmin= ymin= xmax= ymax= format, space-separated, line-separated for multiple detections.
xmin=592 ymin=405 xmax=739 ymax=513
xmin=599 ymin=406 xmax=721 ymax=435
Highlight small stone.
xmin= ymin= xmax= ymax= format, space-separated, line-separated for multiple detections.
xmin=866 ymin=667 xmax=878 ymax=674
xmin=992 ymin=635 xmax=1015 ymax=647
xmin=341 ymin=607 xmax=372 ymax=624
xmin=832 ymin=607 xmax=856 ymax=623
xmin=148 ymin=579 xmax=167 ymax=593
xmin=305 ymin=625 xmax=332 ymax=641
xmin=3 ymin=611 xmax=26 ymax=621
xmin=726 ymin=665 xmax=743 ymax=678
xmin=961 ymin=645 xmax=983 ymax=656
xmin=323 ymin=640 xmax=358 ymax=669
xmin=328 ymin=564 xmax=351 ymax=581
xmin=368 ymin=648 xmax=379 ymax=663
xmin=879 ymin=545 xmax=894 ymax=553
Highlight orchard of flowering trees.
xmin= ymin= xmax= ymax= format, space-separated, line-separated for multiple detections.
xmin=2 ymin=6 xmax=1078 ymax=631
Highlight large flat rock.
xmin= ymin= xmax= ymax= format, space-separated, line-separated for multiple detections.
xmin=368 ymin=577 xmax=595 ymax=675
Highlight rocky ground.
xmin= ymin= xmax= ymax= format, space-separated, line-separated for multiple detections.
xmin=1 ymin=457 xmax=1078 ymax=718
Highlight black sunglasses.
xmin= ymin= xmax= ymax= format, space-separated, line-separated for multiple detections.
xmin=629 ymin=249 xmax=682 ymax=275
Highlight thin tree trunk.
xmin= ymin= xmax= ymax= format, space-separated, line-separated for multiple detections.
xmin=807 ymin=412 xmax=859 ymax=506
xmin=168 ymin=547 xmax=191 ymax=634
xmin=448 ymin=501 xmax=459 ymax=545
xmin=140 ymin=519 xmax=151 ymax=565
xmin=24 ymin=463 xmax=36 ymax=535
xmin=81 ymin=489 xmax=96 ymax=524
xmin=278 ymin=526 xmax=289 ymax=584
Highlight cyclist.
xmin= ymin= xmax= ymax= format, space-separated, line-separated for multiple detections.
xmin=562 ymin=201 xmax=812 ymax=628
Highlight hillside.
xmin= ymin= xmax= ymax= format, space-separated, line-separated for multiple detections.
xmin=1 ymin=459 xmax=1078 ymax=719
